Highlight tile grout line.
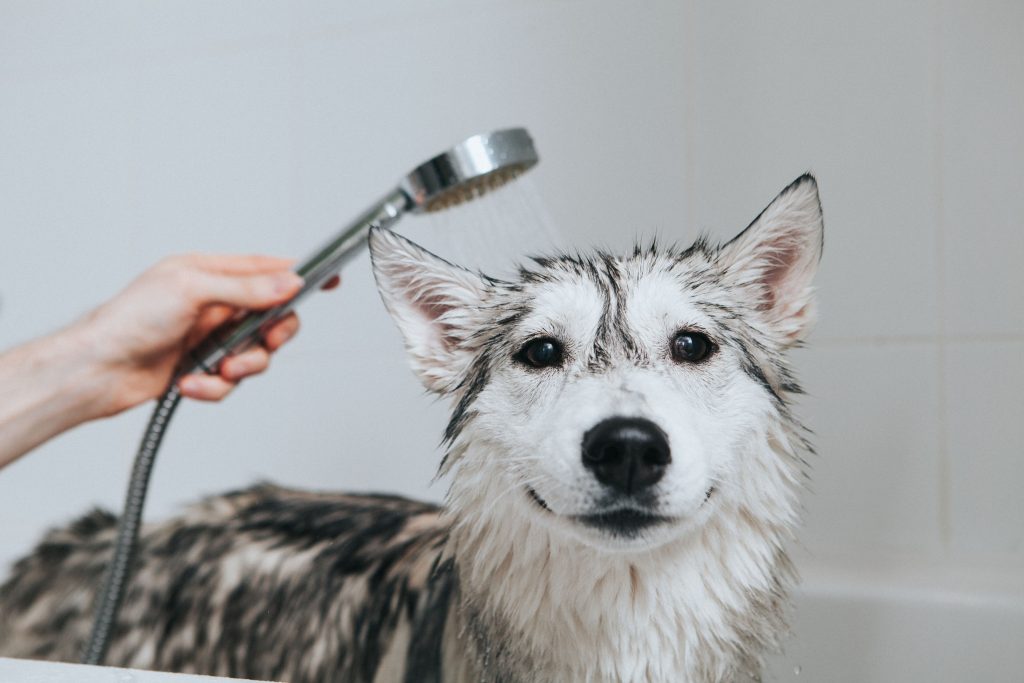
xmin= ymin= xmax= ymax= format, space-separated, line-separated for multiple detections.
xmin=931 ymin=0 xmax=952 ymax=553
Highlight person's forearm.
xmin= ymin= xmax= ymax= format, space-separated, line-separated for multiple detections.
xmin=0 ymin=325 xmax=110 ymax=469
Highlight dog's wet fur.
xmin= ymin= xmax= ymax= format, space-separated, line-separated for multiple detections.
xmin=1 ymin=175 xmax=823 ymax=682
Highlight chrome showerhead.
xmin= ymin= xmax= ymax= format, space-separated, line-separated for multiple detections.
xmin=400 ymin=128 xmax=538 ymax=213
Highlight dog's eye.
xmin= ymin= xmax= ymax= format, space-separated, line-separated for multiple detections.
xmin=515 ymin=337 xmax=564 ymax=369
xmin=670 ymin=331 xmax=714 ymax=363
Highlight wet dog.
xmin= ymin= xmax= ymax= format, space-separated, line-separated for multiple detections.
xmin=0 ymin=175 xmax=823 ymax=682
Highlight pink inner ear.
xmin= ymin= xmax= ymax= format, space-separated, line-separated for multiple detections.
xmin=414 ymin=292 xmax=461 ymax=348
xmin=759 ymin=240 xmax=803 ymax=311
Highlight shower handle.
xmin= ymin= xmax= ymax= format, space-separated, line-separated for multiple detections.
xmin=186 ymin=188 xmax=410 ymax=375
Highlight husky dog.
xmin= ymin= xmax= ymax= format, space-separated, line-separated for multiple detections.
xmin=0 ymin=175 xmax=823 ymax=682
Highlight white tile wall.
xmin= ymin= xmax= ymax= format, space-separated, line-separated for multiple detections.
xmin=0 ymin=0 xmax=1022 ymax=652
xmin=122 ymin=48 xmax=294 ymax=259
xmin=793 ymin=344 xmax=944 ymax=560
xmin=689 ymin=0 xmax=942 ymax=343
xmin=287 ymin=0 xmax=691 ymax=254
xmin=945 ymin=340 xmax=1024 ymax=561
xmin=940 ymin=0 xmax=1024 ymax=337
xmin=0 ymin=68 xmax=139 ymax=341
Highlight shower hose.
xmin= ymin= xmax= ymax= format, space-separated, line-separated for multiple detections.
xmin=81 ymin=385 xmax=183 ymax=665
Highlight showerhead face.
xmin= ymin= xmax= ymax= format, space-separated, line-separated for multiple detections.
xmin=400 ymin=128 xmax=539 ymax=213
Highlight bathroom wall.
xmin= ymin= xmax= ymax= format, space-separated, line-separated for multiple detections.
xmin=1 ymin=0 xmax=1021 ymax=675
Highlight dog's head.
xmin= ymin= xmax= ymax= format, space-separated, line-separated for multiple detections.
xmin=369 ymin=175 xmax=822 ymax=552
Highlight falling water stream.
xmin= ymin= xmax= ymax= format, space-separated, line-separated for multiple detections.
xmin=410 ymin=175 xmax=565 ymax=278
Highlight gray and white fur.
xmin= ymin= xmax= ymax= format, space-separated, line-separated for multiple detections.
xmin=0 ymin=175 xmax=824 ymax=682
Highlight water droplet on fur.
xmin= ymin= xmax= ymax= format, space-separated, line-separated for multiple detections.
xmin=794 ymin=664 xmax=802 ymax=676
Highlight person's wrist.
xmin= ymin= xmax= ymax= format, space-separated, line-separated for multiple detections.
xmin=47 ymin=319 xmax=121 ymax=423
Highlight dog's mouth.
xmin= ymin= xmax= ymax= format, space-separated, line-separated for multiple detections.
xmin=574 ymin=508 xmax=670 ymax=537
xmin=525 ymin=485 xmax=717 ymax=537
xmin=525 ymin=486 xmax=671 ymax=537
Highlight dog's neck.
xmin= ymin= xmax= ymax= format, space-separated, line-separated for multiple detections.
xmin=441 ymin=430 xmax=801 ymax=683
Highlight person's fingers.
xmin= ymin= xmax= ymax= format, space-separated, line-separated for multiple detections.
xmin=184 ymin=304 xmax=236 ymax=348
xmin=177 ymin=373 xmax=236 ymax=402
xmin=321 ymin=274 xmax=341 ymax=291
xmin=219 ymin=346 xmax=271 ymax=381
xmin=189 ymin=270 xmax=303 ymax=310
xmin=176 ymin=253 xmax=297 ymax=275
xmin=261 ymin=313 xmax=300 ymax=351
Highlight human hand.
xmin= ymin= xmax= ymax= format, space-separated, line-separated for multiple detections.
xmin=0 ymin=253 xmax=341 ymax=470
xmin=71 ymin=254 xmax=333 ymax=416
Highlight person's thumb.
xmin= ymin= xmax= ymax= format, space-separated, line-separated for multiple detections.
xmin=191 ymin=270 xmax=303 ymax=310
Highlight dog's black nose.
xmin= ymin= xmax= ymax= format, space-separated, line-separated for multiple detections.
xmin=581 ymin=417 xmax=670 ymax=495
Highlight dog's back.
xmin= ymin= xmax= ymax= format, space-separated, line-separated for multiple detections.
xmin=0 ymin=485 xmax=455 ymax=683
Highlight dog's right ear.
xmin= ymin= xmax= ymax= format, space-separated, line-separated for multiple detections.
xmin=718 ymin=174 xmax=824 ymax=346
xmin=369 ymin=227 xmax=489 ymax=394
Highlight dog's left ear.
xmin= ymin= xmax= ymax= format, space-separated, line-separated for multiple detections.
xmin=718 ymin=174 xmax=824 ymax=345
xmin=369 ymin=227 xmax=489 ymax=394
